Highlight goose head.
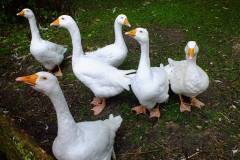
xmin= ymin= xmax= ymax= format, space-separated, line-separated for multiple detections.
xmin=125 ymin=28 xmax=149 ymax=44
xmin=17 ymin=8 xmax=34 ymax=19
xmin=116 ymin=14 xmax=131 ymax=27
xmin=50 ymin=15 xmax=75 ymax=28
xmin=184 ymin=41 xmax=199 ymax=60
xmin=16 ymin=72 xmax=59 ymax=96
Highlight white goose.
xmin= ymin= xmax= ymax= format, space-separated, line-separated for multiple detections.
xmin=50 ymin=15 xmax=134 ymax=115
xmin=165 ymin=41 xmax=209 ymax=112
xmin=16 ymin=72 xmax=122 ymax=160
xmin=86 ymin=14 xmax=131 ymax=67
xmin=17 ymin=8 xmax=67 ymax=76
xmin=125 ymin=28 xmax=169 ymax=118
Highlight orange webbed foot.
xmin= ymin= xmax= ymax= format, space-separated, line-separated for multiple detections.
xmin=149 ymin=106 xmax=161 ymax=119
xmin=191 ymin=97 xmax=205 ymax=109
xmin=179 ymin=95 xmax=191 ymax=112
xmin=132 ymin=105 xmax=146 ymax=115
xmin=90 ymin=97 xmax=102 ymax=106
xmin=91 ymin=98 xmax=106 ymax=115
xmin=54 ymin=65 xmax=63 ymax=77
xmin=180 ymin=102 xmax=191 ymax=112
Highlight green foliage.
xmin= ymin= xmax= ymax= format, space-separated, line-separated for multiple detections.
xmin=12 ymin=136 xmax=36 ymax=160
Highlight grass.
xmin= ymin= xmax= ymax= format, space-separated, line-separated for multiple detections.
xmin=0 ymin=0 xmax=240 ymax=159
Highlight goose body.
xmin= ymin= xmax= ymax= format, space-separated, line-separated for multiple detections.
xmin=85 ymin=14 xmax=130 ymax=67
xmin=73 ymin=56 xmax=131 ymax=98
xmin=86 ymin=43 xmax=127 ymax=67
xmin=165 ymin=41 xmax=209 ymax=112
xmin=16 ymin=72 xmax=122 ymax=160
xmin=53 ymin=118 xmax=120 ymax=160
xmin=125 ymin=28 xmax=169 ymax=118
xmin=51 ymin=15 xmax=135 ymax=115
xmin=131 ymin=66 xmax=169 ymax=108
xmin=17 ymin=8 xmax=66 ymax=74
xmin=30 ymin=39 xmax=66 ymax=70
xmin=166 ymin=58 xmax=209 ymax=98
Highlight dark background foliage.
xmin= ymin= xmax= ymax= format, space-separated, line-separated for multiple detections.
xmin=0 ymin=0 xmax=72 ymax=24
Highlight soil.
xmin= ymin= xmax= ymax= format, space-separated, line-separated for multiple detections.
xmin=0 ymin=25 xmax=240 ymax=160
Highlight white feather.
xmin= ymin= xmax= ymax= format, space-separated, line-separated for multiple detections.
xmin=166 ymin=43 xmax=209 ymax=98
xmin=21 ymin=9 xmax=67 ymax=70
xmin=85 ymin=14 xmax=130 ymax=67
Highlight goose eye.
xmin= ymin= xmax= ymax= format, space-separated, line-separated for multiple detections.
xmin=61 ymin=17 xmax=65 ymax=20
xmin=139 ymin=30 xmax=143 ymax=33
xmin=42 ymin=77 xmax=47 ymax=80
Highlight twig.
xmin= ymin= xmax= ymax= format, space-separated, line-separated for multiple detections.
xmin=219 ymin=112 xmax=231 ymax=122
xmin=181 ymin=151 xmax=200 ymax=160
xmin=65 ymin=55 xmax=72 ymax=59
xmin=188 ymin=151 xmax=200 ymax=159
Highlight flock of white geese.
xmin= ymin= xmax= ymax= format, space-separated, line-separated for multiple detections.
xmin=15 ymin=8 xmax=209 ymax=160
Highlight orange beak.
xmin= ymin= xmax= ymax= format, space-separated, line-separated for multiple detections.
xmin=50 ymin=18 xmax=60 ymax=26
xmin=17 ymin=10 xmax=24 ymax=16
xmin=125 ymin=29 xmax=136 ymax=37
xmin=16 ymin=74 xmax=38 ymax=86
xmin=123 ymin=18 xmax=131 ymax=27
xmin=188 ymin=48 xmax=195 ymax=59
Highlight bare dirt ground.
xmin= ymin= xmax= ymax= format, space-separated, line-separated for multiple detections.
xmin=1 ymin=24 xmax=240 ymax=159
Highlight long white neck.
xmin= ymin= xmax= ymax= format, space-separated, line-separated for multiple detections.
xmin=48 ymin=86 xmax=77 ymax=139
xmin=114 ymin=20 xmax=124 ymax=46
xmin=191 ymin=57 xmax=197 ymax=63
xmin=137 ymin=41 xmax=151 ymax=77
xmin=186 ymin=55 xmax=197 ymax=63
xmin=66 ymin=21 xmax=84 ymax=66
xmin=28 ymin=16 xmax=41 ymax=40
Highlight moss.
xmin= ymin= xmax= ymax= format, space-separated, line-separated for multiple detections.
xmin=0 ymin=115 xmax=53 ymax=160
xmin=12 ymin=136 xmax=36 ymax=160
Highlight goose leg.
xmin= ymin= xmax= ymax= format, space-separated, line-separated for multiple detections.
xmin=191 ymin=97 xmax=205 ymax=108
xmin=91 ymin=98 xmax=106 ymax=115
xmin=132 ymin=105 xmax=146 ymax=115
xmin=149 ymin=105 xmax=161 ymax=119
xmin=54 ymin=65 xmax=63 ymax=77
xmin=179 ymin=95 xmax=191 ymax=112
